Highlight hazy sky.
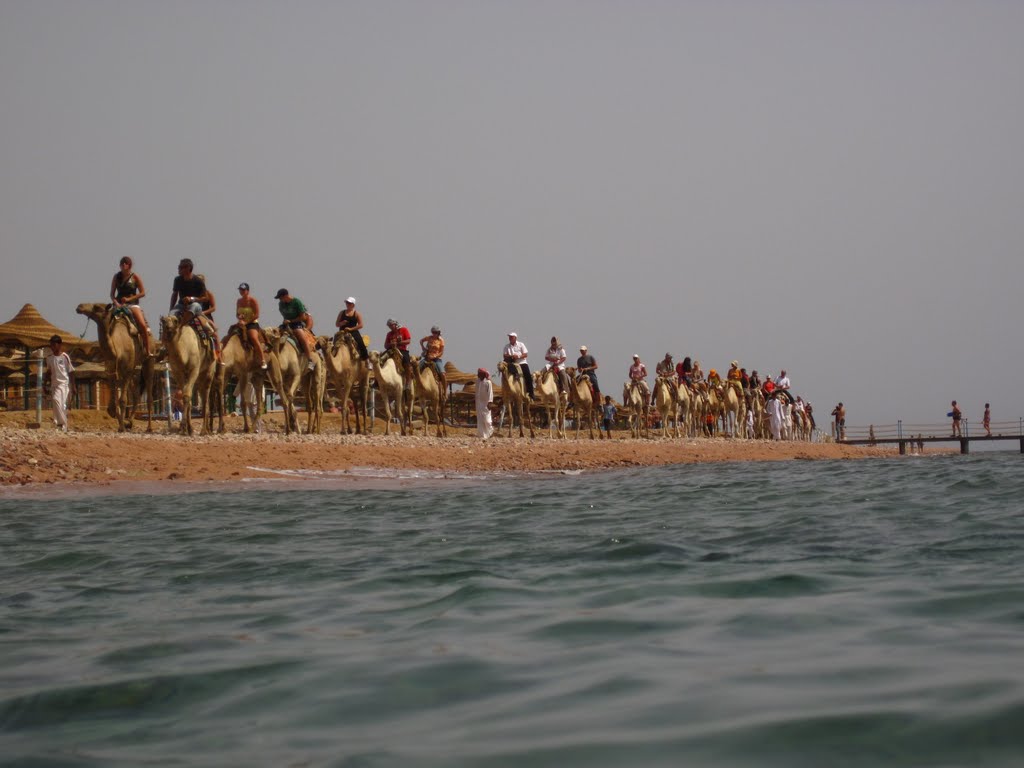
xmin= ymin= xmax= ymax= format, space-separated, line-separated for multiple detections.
xmin=2 ymin=1 xmax=1021 ymax=433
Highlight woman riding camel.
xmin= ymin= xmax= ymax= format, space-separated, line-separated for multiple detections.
xmin=335 ymin=296 xmax=369 ymax=361
xmin=235 ymin=283 xmax=267 ymax=370
xmin=109 ymin=256 xmax=153 ymax=356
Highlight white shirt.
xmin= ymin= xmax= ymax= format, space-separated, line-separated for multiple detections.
xmin=545 ymin=345 xmax=566 ymax=367
xmin=503 ymin=340 xmax=528 ymax=363
xmin=46 ymin=351 xmax=74 ymax=388
xmin=775 ymin=374 xmax=791 ymax=390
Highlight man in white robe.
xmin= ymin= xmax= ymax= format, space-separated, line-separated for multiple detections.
xmin=475 ymin=368 xmax=494 ymax=440
xmin=44 ymin=335 xmax=75 ymax=432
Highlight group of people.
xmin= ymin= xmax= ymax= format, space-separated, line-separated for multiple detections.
xmin=950 ymin=401 xmax=992 ymax=438
xmin=106 ymin=257 xmax=449 ymax=381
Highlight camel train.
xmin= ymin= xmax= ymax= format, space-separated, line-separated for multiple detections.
xmin=75 ymin=301 xmax=815 ymax=441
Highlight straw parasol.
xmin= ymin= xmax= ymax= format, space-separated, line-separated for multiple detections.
xmin=0 ymin=304 xmax=92 ymax=410
xmin=0 ymin=304 xmax=92 ymax=351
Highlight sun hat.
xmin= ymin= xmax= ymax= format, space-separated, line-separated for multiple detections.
xmin=431 ymin=325 xmax=441 ymax=333
xmin=580 ymin=345 xmax=588 ymax=352
xmin=275 ymin=288 xmax=289 ymax=299
xmin=346 ymin=297 xmax=356 ymax=304
xmin=731 ymin=360 xmax=739 ymax=367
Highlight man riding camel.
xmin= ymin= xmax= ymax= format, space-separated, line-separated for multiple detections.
xmin=168 ymin=259 xmax=220 ymax=360
xmin=274 ymin=288 xmax=318 ymax=371
xmin=628 ymin=354 xmax=649 ymax=403
xmin=653 ymin=353 xmax=678 ymax=405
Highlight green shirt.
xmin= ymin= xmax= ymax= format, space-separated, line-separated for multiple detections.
xmin=278 ymin=297 xmax=307 ymax=322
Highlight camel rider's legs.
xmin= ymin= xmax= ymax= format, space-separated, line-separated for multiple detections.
xmin=349 ymin=330 xmax=369 ymax=361
xmin=557 ymin=367 xmax=569 ymax=393
xmin=246 ymin=324 xmax=267 ymax=369
xmin=302 ymin=336 xmax=317 ymax=371
xmin=520 ymin=363 xmax=535 ymax=399
xmin=127 ymin=305 xmax=153 ymax=356
xmin=196 ymin=316 xmax=222 ymax=363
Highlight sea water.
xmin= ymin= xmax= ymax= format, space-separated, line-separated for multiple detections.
xmin=2 ymin=454 xmax=1024 ymax=767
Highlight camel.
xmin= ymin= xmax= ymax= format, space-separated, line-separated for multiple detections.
xmin=705 ymin=384 xmax=723 ymax=437
xmin=212 ymin=326 xmax=267 ymax=434
xmin=652 ymin=377 xmax=680 ymax=438
xmin=410 ymin=356 xmax=447 ymax=437
xmin=721 ymin=383 xmax=745 ymax=438
xmin=497 ymin=361 xmax=535 ymax=438
xmin=565 ymin=366 xmax=601 ymax=439
xmin=622 ymin=381 xmax=649 ymax=439
xmin=533 ymin=368 xmax=566 ymax=439
xmin=677 ymin=383 xmax=693 ymax=438
xmin=265 ymin=327 xmax=324 ymax=435
xmin=369 ymin=348 xmax=410 ymax=436
xmin=160 ymin=314 xmax=216 ymax=436
xmin=76 ymin=302 xmax=156 ymax=433
xmin=321 ymin=333 xmax=370 ymax=435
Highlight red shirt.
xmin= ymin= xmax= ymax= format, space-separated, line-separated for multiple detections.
xmin=385 ymin=326 xmax=411 ymax=351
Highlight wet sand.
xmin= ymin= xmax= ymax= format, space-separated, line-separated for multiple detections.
xmin=0 ymin=409 xmax=901 ymax=492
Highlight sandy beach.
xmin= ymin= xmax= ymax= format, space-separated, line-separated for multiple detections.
xmin=0 ymin=409 xmax=903 ymax=491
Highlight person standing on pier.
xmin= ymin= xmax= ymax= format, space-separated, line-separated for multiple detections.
xmin=983 ymin=403 xmax=991 ymax=437
xmin=950 ymin=400 xmax=962 ymax=437
xmin=831 ymin=402 xmax=846 ymax=441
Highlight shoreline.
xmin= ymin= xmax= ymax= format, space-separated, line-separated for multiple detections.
xmin=1 ymin=417 xmax=913 ymax=496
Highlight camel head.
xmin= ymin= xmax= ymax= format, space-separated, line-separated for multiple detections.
xmin=368 ymin=350 xmax=380 ymax=366
xmin=497 ymin=361 xmax=509 ymax=376
xmin=160 ymin=314 xmax=181 ymax=337
xmin=262 ymin=326 xmax=283 ymax=350
xmin=76 ymin=302 xmax=109 ymax=321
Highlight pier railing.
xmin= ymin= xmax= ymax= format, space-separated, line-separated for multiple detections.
xmin=838 ymin=418 xmax=1024 ymax=454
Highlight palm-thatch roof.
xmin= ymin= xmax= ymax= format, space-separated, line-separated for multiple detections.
xmin=0 ymin=304 xmax=93 ymax=350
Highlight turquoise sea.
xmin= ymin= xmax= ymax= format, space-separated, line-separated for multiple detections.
xmin=3 ymin=454 xmax=1024 ymax=767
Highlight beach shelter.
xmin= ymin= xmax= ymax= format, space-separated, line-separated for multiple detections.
xmin=0 ymin=304 xmax=92 ymax=409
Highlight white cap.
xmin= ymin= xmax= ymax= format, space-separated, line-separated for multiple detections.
xmin=580 ymin=345 xmax=588 ymax=352
xmin=346 ymin=296 xmax=356 ymax=304
xmin=508 ymin=331 xmax=517 ymax=337
xmin=633 ymin=354 xmax=639 ymax=359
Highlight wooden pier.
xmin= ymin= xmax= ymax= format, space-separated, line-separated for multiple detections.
xmin=837 ymin=419 xmax=1024 ymax=454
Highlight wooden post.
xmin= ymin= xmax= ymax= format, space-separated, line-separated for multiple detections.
xmin=960 ymin=438 xmax=969 ymax=455
xmin=898 ymin=440 xmax=906 ymax=455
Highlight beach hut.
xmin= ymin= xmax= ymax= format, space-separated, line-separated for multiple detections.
xmin=0 ymin=304 xmax=93 ymax=410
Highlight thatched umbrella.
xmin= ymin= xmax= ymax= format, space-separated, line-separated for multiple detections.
xmin=0 ymin=304 xmax=92 ymax=410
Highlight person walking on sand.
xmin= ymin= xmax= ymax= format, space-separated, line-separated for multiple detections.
xmin=951 ymin=400 xmax=962 ymax=437
xmin=602 ymin=395 xmax=617 ymax=437
xmin=475 ymin=367 xmax=494 ymax=440
xmin=44 ymin=335 xmax=75 ymax=432
xmin=983 ymin=403 xmax=991 ymax=437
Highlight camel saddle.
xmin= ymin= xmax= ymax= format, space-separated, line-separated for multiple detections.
xmin=109 ymin=305 xmax=140 ymax=337
xmin=330 ymin=330 xmax=361 ymax=356
xmin=225 ymin=322 xmax=268 ymax=354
